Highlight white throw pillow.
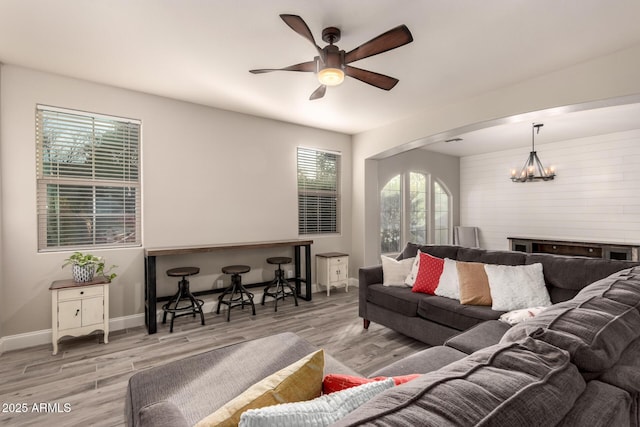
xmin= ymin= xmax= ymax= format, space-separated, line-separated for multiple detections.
xmin=404 ymin=255 xmax=421 ymax=287
xmin=239 ymin=378 xmax=394 ymax=427
xmin=484 ymin=263 xmax=552 ymax=311
xmin=381 ymin=256 xmax=414 ymax=287
xmin=434 ymin=258 xmax=460 ymax=300
xmin=499 ymin=306 xmax=547 ymax=325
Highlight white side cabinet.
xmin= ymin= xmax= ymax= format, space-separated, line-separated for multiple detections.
xmin=50 ymin=277 xmax=110 ymax=355
xmin=316 ymin=252 xmax=349 ymax=296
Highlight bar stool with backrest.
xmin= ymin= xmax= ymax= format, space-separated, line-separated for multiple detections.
xmin=262 ymin=257 xmax=298 ymax=312
xmin=162 ymin=267 xmax=205 ymax=333
xmin=217 ymin=265 xmax=255 ymax=321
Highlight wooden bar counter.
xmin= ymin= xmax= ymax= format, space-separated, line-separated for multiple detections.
xmin=144 ymin=239 xmax=313 ymax=334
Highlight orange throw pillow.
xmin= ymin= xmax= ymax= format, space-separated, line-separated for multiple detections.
xmin=322 ymin=373 xmax=421 ymax=394
xmin=457 ymin=261 xmax=492 ymax=306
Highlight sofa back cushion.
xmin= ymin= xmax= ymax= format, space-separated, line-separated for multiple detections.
xmin=525 ymin=254 xmax=639 ymax=296
xmin=457 ymin=247 xmax=526 ymax=265
xmin=502 ymin=290 xmax=640 ymax=372
xmin=332 ymin=337 xmax=585 ymax=427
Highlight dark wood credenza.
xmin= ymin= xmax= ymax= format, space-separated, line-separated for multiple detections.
xmin=144 ymin=239 xmax=313 ymax=334
xmin=508 ymin=236 xmax=639 ymax=261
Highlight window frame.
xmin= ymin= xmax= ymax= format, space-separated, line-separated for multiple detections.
xmin=379 ymin=171 xmax=452 ymax=254
xmin=297 ymin=146 xmax=341 ymax=236
xmin=36 ymin=105 xmax=142 ymax=252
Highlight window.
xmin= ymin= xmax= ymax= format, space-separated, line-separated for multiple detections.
xmin=297 ymin=147 xmax=341 ymax=235
xmin=434 ymin=181 xmax=450 ymax=245
xmin=380 ymin=172 xmax=451 ymax=253
xmin=380 ymin=175 xmax=401 ymax=253
xmin=36 ymin=106 xmax=141 ymax=251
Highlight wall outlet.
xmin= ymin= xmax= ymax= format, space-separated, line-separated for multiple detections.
xmin=217 ymin=279 xmax=223 ymax=287
xmin=287 ymin=270 xmax=294 ymax=278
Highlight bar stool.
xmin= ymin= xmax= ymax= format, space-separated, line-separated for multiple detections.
xmin=262 ymin=257 xmax=298 ymax=312
xmin=162 ymin=267 xmax=205 ymax=333
xmin=217 ymin=265 xmax=256 ymax=321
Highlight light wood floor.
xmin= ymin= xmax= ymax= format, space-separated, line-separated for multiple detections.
xmin=0 ymin=289 xmax=427 ymax=426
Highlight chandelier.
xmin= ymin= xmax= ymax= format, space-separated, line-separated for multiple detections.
xmin=510 ymin=123 xmax=556 ymax=182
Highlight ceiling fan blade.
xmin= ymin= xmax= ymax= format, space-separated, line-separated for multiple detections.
xmin=309 ymin=85 xmax=326 ymax=100
xmin=344 ymin=65 xmax=399 ymax=90
xmin=250 ymin=61 xmax=317 ymax=74
xmin=344 ymin=25 xmax=413 ymax=64
xmin=280 ymin=14 xmax=325 ymax=61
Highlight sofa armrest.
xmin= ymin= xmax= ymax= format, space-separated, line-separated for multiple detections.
xmin=138 ymin=401 xmax=189 ymax=427
xmin=359 ymin=266 xmax=383 ymax=321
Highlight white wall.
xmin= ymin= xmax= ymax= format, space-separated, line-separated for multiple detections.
xmin=0 ymin=65 xmax=352 ymax=338
xmin=461 ymin=129 xmax=640 ymax=250
xmin=352 ymin=43 xmax=640 ymax=269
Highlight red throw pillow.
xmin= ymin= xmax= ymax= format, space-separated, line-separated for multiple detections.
xmin=322 ymin=373 xmax=421 ymax=394
xmin=412 ymin=252 xmax=445 ymax=294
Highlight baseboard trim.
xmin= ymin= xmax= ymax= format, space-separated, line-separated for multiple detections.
xmin=0 ymin=282 xmax=358 ymax=354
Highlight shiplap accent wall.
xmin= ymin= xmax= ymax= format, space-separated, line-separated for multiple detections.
xmin=460 ymin=129 xmax=640 ymax=250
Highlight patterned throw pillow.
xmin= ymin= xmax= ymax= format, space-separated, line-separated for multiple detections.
xmin=499 ymin=306 xmax=547 ymax=325
xmin=411 ymin=252 xmax=445 ymax=294
xmin=239 ymin=378 xmax=395 ymax=427
xmin=322 ymin=373 xmax=421 ymax=394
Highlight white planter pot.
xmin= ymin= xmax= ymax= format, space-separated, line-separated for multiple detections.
xmin=72 ymin=264 xmax=96 ymax=282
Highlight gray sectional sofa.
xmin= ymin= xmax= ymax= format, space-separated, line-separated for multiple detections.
xmin=126 ymin=246 xmax=640 ymax=426
xmin=359 ymin=243 xmax=639 ymax=345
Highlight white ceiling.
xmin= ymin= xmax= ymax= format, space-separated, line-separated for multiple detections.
xmin=1 ymin=0 xmax=640 ymax=156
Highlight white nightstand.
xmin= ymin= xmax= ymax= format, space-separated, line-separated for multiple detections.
xmin=316 ymin=252 xmax=349 ymax=296
xmin=50 ymin=277 xmax=110 ymax=355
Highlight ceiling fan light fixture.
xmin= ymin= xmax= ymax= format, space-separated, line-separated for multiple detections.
xmin=318 ymin=67 xmax=345 ymax=86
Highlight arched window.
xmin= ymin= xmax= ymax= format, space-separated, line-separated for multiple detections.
xmin=434 ymin=181 xmax=450 ymax=245
xmin=380 ymin=175 xmax=401 ymax=253
xmin=380 ymin=172 xmax=452 ymax=253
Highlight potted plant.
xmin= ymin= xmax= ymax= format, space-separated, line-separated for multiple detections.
xmin=62 ymin=251 xmax=117 ymax=282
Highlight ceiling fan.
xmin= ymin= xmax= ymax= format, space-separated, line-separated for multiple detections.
xmin=250 ymin=14 xmax=414 ymax=100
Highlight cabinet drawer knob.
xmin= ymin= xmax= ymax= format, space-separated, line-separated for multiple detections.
xmin=80 ymin=291 xmax=84 ymax=295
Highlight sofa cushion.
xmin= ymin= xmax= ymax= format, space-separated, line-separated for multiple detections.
xmin=419 ymin=244 xmax=461 ymax=260
xmin=417 ymin=295 xmax=504 ymax=331
xmin=525 ymin=254 xmax=638 ymax=294
xmin=557 ymin=380 xmax=632 ymax=427
xmin=444 ymin=320 xmax=511 ymax=354
xmin=457 ymin=247 xmax=526 ymax=265
xmin=195 ymin=349 xmax=324 ymax=427
xmin=456 ymin=261 xmax=492 ymax=306
xmin=367 ymin=284 xmax=423 ymax=317
xmin=333 ymin=337 xmax=586 ymax=427
xmin=574 ymin=267 xmax=640 ymax=309
xmin=502 ymin=296 xmax=640 ymax=372
xmin=368 ymin=346 xmax=468 ymax=378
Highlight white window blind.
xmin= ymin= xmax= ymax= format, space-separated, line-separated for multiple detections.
xmin=36 ymin=106 xmax=141 ymax=251
xmin=297 ymin=147 xmax=341 ymax=235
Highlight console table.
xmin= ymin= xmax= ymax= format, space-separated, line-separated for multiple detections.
xmin=508 ymin=236 xmax=639 ymax=261
xmin=144 ymin=239 xmax=313 ymax=334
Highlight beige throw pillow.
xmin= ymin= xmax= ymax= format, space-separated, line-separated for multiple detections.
xmin=456 ymin=261 xmax=492 ymax=306
xmin=195 ymin=349 xmax=324 ymax=427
